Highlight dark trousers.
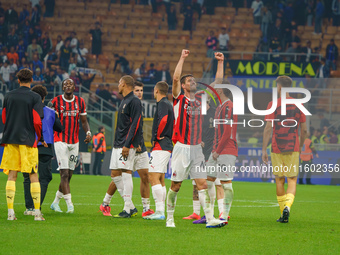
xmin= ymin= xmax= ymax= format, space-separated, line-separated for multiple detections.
xmin=299 ymin=160 xmax=312 ymax=184
xmin=92 ymin=152 xmax=104 ymax=175
xmin=23 ymin=154 xmax=53 ymax=209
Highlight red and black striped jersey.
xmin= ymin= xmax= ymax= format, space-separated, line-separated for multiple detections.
xmin=172 ymin=91 xmax=204 ymax=145
xmin=265 ymin=97 xmax=306 ymax=153
xmin=52 ymin=95 xmax=87 ymax=144
xmin=213 ymin=99 xmax=238 ymax=157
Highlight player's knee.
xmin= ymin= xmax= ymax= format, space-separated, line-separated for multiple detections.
xmin=60 ymin=172 xmax=69 ymax=181
xmin=171 ymin=182 xmax=181 ymax=192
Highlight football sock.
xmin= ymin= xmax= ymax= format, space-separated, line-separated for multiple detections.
xmin=152 ymin=184 xmax=164 ymax=213
xmin=103 ymin=193 xmax=113 ymax=206
xmin=6 ymin=180 xmax=15 ymax=210
xmin=30 ymin=182 xmax=41 ymax=210
xmin=199 ymin=189 xmax=213 ymax=222
xmin=53 ymin=190 xmax=63 ymax=204
xmin=277 ymin=194 xmax=287 ymax=214
xmin=162 ymin=186 xmax=166 ymax=203
xmin=63 ymin=193 xmax=73 ymax=206
xmin=285 ymin=193 xmax=295 ymax=210
xmin=112 ymin=176 xmax=124 ymax=199
xmin=193 ymin=200 xmax=200 ymax=215
xmin=217 ymin=199 xmax=224 ymax=216
xmin=222 ymin=183 xmax=234 ymax=219
xmin=166 ymin=188 xmax=177 ymax=219
xmin=122 ymin=172 xmax=135 ymax=211
xmin=207 ymin=180 xmax=216 ymax=210
xmin=142 ymin=197 xmax=150 ymax=212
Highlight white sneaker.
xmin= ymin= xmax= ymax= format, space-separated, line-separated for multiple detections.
xmin=66 ymin=204 xmax=74 ymax=214
xmin=34 ymin=210 xmax=45 ymax=221
xmin=166 ymin=218 xmax=176 ymax=228
xmin=24 ymin=208 xmax=34 ymax=216
xmin=7 ymin=213 xmax=17 ymax=221
xmin=206 ymin=218 xmax=226 ymax=228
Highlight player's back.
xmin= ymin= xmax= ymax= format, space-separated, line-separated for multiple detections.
xmin=2 ymin=86 xmax=42 ymax=146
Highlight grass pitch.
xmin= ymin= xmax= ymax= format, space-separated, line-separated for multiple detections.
xmin=0 ymin=173 xmax=339 ymax=255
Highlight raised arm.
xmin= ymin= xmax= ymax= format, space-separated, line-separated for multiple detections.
xmin=173 ymin=49 xmax=190 ymax=98
xmin=210 ymin=52 xmax=224 ymax=90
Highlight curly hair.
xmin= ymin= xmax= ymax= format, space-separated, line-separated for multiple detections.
xmin=31 ymin=85 xmax=48 ymax=100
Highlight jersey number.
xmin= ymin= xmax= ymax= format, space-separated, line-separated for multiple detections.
xmin=119 ymin=154 xmax=128 ymax=161
xmin=69 ymin=155 xmax=78 ymax=162
xmin=149 ymin=156 xmax=153 ymax=164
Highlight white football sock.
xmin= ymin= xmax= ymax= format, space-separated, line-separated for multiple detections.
xmin=207 ymin=180 xmax=216 ymax=211
xmin=218 ymin=199 xmax=224 ymax=216
xmin=103 ymin=193 xmax=113 ymax=206
xmin=162 ymin=185 xmax=166 ymax=203
xmin=122 ymin=172 xmax=135 ymax=212
xmin=222 ymin=183 xmax=234 ymax=218
xmin=142 ymin=197 xmax=150 ymax=212
xmin=8 ymin=209 xmax=14 ymax=215
xmin=198 ymin=189 xmax=213 ymax=222
xmin=166 ymin=188 xmax=177 ymax=220
xmin=63 ymin=193 xmax=73 ymax=206
xmin=112 ymin=176 xmax=124 ymax=199
xmin=53 ymin=190 xmax=63 ymax=204
xmin=193 ymin=200 xmax=200 ymax=215
xmin=152 ymin=184 xmax=164 ymax=213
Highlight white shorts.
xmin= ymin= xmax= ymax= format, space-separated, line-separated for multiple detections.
xmin=133 ymin=151 xmax=149 ymax=171
xmin=149 ymin=150 xmax=171 ymax=173
xmin=171 ymin=142 xmax=206 ymax=182
xmin=192 ymin=178 xmax=221 ymax=185
xmin=54 ymin=142 xmax=79 ymax=171
xmin=206 ymin=153 xmax=237 ymax=181
xmin=109 ymin=148 xmax=136 ymax=171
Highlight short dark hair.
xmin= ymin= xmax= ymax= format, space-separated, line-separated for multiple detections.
xmin=98 ymin=126 xmax=104 ymax=132
xmin=155 ymin=81 xmax=169 ymax=95
xmin=121 ymin=75 xmax=134 ymax=88
xmin=276 ymin=76 xmax=292 ymax=87
xmin=180 ymin=74 xmax=193 ymax=85
xmin=32 ymin=85 xmax=48 ymax=100
xmin=134 ymin=81 xmax=144 ymax=88
xmin=17 ymin=68 xmax=33 ymax=83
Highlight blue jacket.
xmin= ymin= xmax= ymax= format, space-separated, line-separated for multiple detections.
xmin=38 ymin=106 xmax=55 ymax=145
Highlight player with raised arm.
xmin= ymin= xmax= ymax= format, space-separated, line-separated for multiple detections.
xmin=144 ymin=81 xmax=174 ymax=220
xmin=262 ymin=76 xmax=307 ymax=223
xmin=166 ymin=49 xmax=226 ymax=228
xmin=50 ymin=78 xmax=91 ymax=213
xmin=99 ymin=75 xmax=142 ymax=218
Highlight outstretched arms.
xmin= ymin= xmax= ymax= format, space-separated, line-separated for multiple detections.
xmin=172 ymin=49 xmax=190 ymax=98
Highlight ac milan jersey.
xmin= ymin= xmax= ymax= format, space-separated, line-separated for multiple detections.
xmin=173 ymin=91 xmax=204 ymax=145
xmin=52 ymin=95 xmax=87 ymax=144
xmin=265 ymin=97 xmax=306 ymax=153
xmin=213 ymin=99 xmax=238 ymax=157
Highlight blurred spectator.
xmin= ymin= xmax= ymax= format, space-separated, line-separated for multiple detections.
xmin=205 ymin=30 xmax=218 ymax=57
xmin=218 ymin=27 xmax=229 ymax=51
xmin=151 ymin=0 xmax=157 ymax=13
xmin=155 ymin=64 xmax=172 ymax=84
xmin=22 ymin=20 xmax=31 ymax=45
xmin=0 ymin=49 xmax=8 ymax=63
xmin=311 ymin=128 xmax=321 ymax=144
xmin=31 ymin=53 xmax=44 ymax=73
xmin=332 ymin=0 xmax=340 ymax=26
xmin=27 ymin=27 xmax=37 ymax=45
xmin=16 ymin=39 xmax=26 ymax=60
xmin=89 ymin=22 xmax=102 ymax=60
xmin=287 ymin=29 xmax=301 ymax=49
xmin=97 ymin=84 xmax=114 ymax=107
xmin=192 ymin=0 xmax=203 ymax=20
xmin=59 ymin=39 xmax=71 ymax=71
xmin=314 ymin=0 xmax=324 ymax=34
xmin=306 ymin=0 xmax=314 ymax=26
xmin=329 ymin=128 xmax=338 ymax=144
xmin=32 ymin=68 xmax=44 ymax=84
xmin=30 ymin=0 xmax=41 ymax=8
xmin=44 ymin=48 xmax=58 ymax=70
xmin=269 ymin=35 xmax=281 ymax=61
xmin=27 ymin=38 xmax=42 ymax=61
xmin=55 ymin=67 xmax=70 ymax=85
xmin=19 ymin=4 xmax=30 ymax=24
xmin=5 ymin=4 xmax=19 ymax=27
xmin=55 ymin=35 xmax=63 ymax=53
xmin=285 ymin=42 xmax=299 ymax=62
xmin=147 ymin=63 xmax=157 ymax=83
xmin=315 ymin=58 xmax=330 ymax=81
xmin=134 ymin=63 xmax=146 ymax=81
xmin=113 ymin=54 xmax=130 ymax=74
xmin=319 ymin=113 xmax=330 ymax=129
xmin=70 ymin=70 xmax=80 ymax=86
xmin=7 ymin=46 xmax=19 ymax=64
xmin=320 ymin=126 xmax=330 ymax=147
xmin=163 ymin=0 xmax=171 ymax=14
xmin=269 ymin=19 xmax=283 ymax=41
xmin=183 ymin=5 xmax=193 ymax=31
xmin=294 ymin=0 xmax=306 ymax=26
xmin=9 ymin=58 xmax=18 ymax=76
xmin=167 ymin=5 xmax=177 ymax=30
xmin=0 ymin=60 xmax=11 ymax=89
xmin=301 ymin=40 xmax=313 ymax=63
xmin=283 ymin=1 xmax=294 ymax=24
xmin=76 ymin=42 xmax=88 ymax=67
xmin=69 ymin=31 xmax=78 ymax=55
xmin=325 ymin=39 xmax=338 ymax=70
xmin=251 ymin=0 xmax=263 ymax=25
xmin=41 ymin=31 xmax=52 ymax=59
xmin=77 ymin=71 xmax=96 ymax=90
xmin=19 ymin=57 xmax=29 ymax=70
xmin=261 ymin=7 xmax=272 ymax=39
xmin=44 ymin=0 xmax=55 ymax=17
xmin=31 ymin=5 xmax=41 ymax=27
xmin=68 ymin=57 xmax=77 ymax=74
xmin=43 ymin=68 xmax=57 ymax=86
xmin=7 ymin=28 xmax=19 ymax=49
xmin=0 ymin=3 xmax=4 ymax=17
